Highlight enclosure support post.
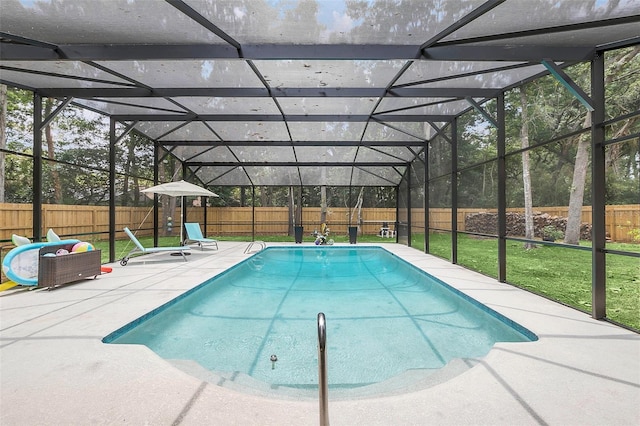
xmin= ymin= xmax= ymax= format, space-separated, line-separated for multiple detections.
xmin=424 ymin=138 xmax=429 ymax=254
xmin=109 ymin=118 xmax=116 ymax=263
xmin=32 ymin=94 xmax=43 ymax=241
xmin=451 ymin=118 xmax=458 ymax=264
xmin=497 ymin=94 xmax=507 ymax=283
xmin=348 ymin=186 xmax=352 ymax=227
xmin=298 ymin=185 xmax=303 ymax=230
xmin=406 ymin=164 xmax=412 ymax=247
xmin=202 ymin=196 xmax=208 ymax=237
xmin=252 ymin=186 xmax=256 ymax=241
xmin=153 ymin=142 xmax=159 ymax=247
xmin=591 ymin=52 xmax=606 ymax=319
xmin=181 ymin=162 xmax=187 ymax=242
xmin=393 ymin=185 xmax=398 ymax=242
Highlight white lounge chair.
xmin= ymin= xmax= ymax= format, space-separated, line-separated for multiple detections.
xmin=183 ymin=223 xmax=218 ymax=251
xmin=120 ymin=227 xmax=190 ymax=265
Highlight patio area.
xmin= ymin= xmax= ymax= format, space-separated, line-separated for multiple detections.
xmin=1 ymin=242 xmax=638 ymax=425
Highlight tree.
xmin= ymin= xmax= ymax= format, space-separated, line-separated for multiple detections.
xmin=351 ymin=187 xmax=364 ymax=231
xmin=520 ymin=87 xmax=536 ymax=249
xmin=43 ymin=98 xmax=62 ymax=203
xmin=320 ymin=167 xmax=328 ymax=224
xmin=565 ymin=47 xmax=640 ymax=244
xmin=564 ymin=113 xmax=592 ymax=244
xmin=2 ymin=88 xmax=34 ymax=202
xmin=157 ymin=158 xmax=179 ymax=237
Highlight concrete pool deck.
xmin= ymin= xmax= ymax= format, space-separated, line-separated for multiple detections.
xmin=1 ymin=242 xmax=638 ymax=425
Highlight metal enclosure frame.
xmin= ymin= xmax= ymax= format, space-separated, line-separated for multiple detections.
xmin=1 ymin=0 xmax=639 ymax=325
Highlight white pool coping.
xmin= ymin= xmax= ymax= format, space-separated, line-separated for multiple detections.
xmin=1 ymin=242 xmax=639 ymax=425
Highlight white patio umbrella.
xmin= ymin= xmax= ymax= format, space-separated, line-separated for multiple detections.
xmin=141 ymin=180 xmax=218 ymax=244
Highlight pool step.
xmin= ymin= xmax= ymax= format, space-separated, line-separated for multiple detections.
xmin=169 ymin=359 xmax=316 ymax=400
xmin=168 ymin=357 xmax=478 ymax=400
xmin=338 ymin=358 xmax=480 ymax=399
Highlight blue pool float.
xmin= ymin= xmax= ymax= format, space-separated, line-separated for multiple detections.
xmin=2 ymin=237 xmax=80 ymax=286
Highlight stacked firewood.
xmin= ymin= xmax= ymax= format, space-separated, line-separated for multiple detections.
xmin=465 ymin=212 xmax=592 ymax=240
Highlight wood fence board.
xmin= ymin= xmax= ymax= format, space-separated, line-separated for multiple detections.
xmin=1 ymin=203 xmax=638 ymax=243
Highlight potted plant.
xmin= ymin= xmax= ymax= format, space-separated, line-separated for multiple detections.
xmin=542 ymin=225 xmax=564 ymax=242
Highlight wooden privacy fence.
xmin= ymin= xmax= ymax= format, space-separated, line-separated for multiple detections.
xmin=159 ymin=206 xmax=397 ymax=237
xmin=0 ymin=203 xmax=159 ymax=241
xmin=1 ymin=203 xmax=638 ymax=243
xmin=426 ymin=205 xmax=639 ymax=243
xmin=0 ymin=204 xmax=397 ymax=242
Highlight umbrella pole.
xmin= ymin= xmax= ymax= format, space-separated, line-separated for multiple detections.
xmin=182 ymin=196 xmax=191 ymax=254
xmin=172 ymin=195 xmax=190 ymax=256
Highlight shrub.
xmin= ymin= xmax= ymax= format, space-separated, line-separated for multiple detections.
xmin=542 ymin=225 xmax=564 ymax=241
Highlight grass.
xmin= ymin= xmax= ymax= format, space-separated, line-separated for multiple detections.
xmin=423 ymin=232 xmax=639 ymax=331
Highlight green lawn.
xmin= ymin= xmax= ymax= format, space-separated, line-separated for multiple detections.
xmin=423 ymin=232 xmax=639 ymax=331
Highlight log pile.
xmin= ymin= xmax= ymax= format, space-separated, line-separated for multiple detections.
xmin=465 ymin=212 xmax=592 ymax=240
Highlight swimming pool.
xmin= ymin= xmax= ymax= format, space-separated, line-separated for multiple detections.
xmin=103 ymin=247 xmax=536 ymax=399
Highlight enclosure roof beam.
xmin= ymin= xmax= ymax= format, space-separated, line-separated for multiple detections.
xmin=39 ymin=97 xmax=73 ymax=130
xmin=160 ymin=140 xmax=425 ymax=146
xmin=28 ymin=86 xmax=501 ymax=99
xmin=422 ymin=45 xmax=595 ymax=62
xmin=0 ymin=42 xmax=417 ymax=61
xmin=114 ymin=121 xmax=138 ymax=144
xmin=427 ymin=121 xmax=453 ymax=145
xmin=541 ymin=59 xmax=594 ymax=111
xmin=432 ymin=14 xmax=640 ymax=48
xmin=465 ymin=97 xmax=498 ymax=128
xmin=112 ymin=114 xmax=455 ymax=122
xmin=165 ymin=0 xmax=242 ymax=52
xmin=187 ymin=161 xmax=408 ymax=167
xmin=0 ymin=42 xmax=597 ymax=62
xmin=419 ymin=0 xmax=507 ymax=50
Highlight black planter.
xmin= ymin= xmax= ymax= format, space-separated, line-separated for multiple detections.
xmin=294 ymin=226 xmax=304 ymax=244
xmin=348 ymin=226 xmax=358 ymax=244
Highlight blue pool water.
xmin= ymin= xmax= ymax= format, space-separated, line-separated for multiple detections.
xmin=104 ymin=247 xmax=536 ymax=398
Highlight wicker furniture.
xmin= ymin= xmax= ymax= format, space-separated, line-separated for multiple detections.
xmin=37 ymin=243 xmax=101 ymax=290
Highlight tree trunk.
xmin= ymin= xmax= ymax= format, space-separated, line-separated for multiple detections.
xmin=320 ymin=184 xmax=327 ymax=224
xmin=294 ymin=186 xmax=302 ymax=228
xmin=520 ymin=88 xmax=536 ymax=249
xmin=122 ymin=137 xmax=135 ymax=206
xmin=482 ymin=163 xmax=486 ymax=197
xmin=0 ymin=84 xmax=7 ymax=203
xmin=351 ymin=186 xmax=364 ymax=232
xmin=265 ymin=186 xmax=272 ymax=207
xmin=240 ymin=187 xmax=246 ymax=207
xmin=564 ymin=114 xmax=591 ymax=245
xmin=320 ymin=167 xmax=327 ymax=224
xmin=288 ymin=186 xmax=294 ymax=235
xmin=158 ymin=162 xmax=177 ymax=237
xmin=44 ymin=98 xmax=62 ymax=203
xmin=260 ymin=186 xmax=267 ymax=207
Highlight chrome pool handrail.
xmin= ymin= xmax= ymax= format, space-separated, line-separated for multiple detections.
xmin=317 ymin=312 xmax=329 ymax=426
